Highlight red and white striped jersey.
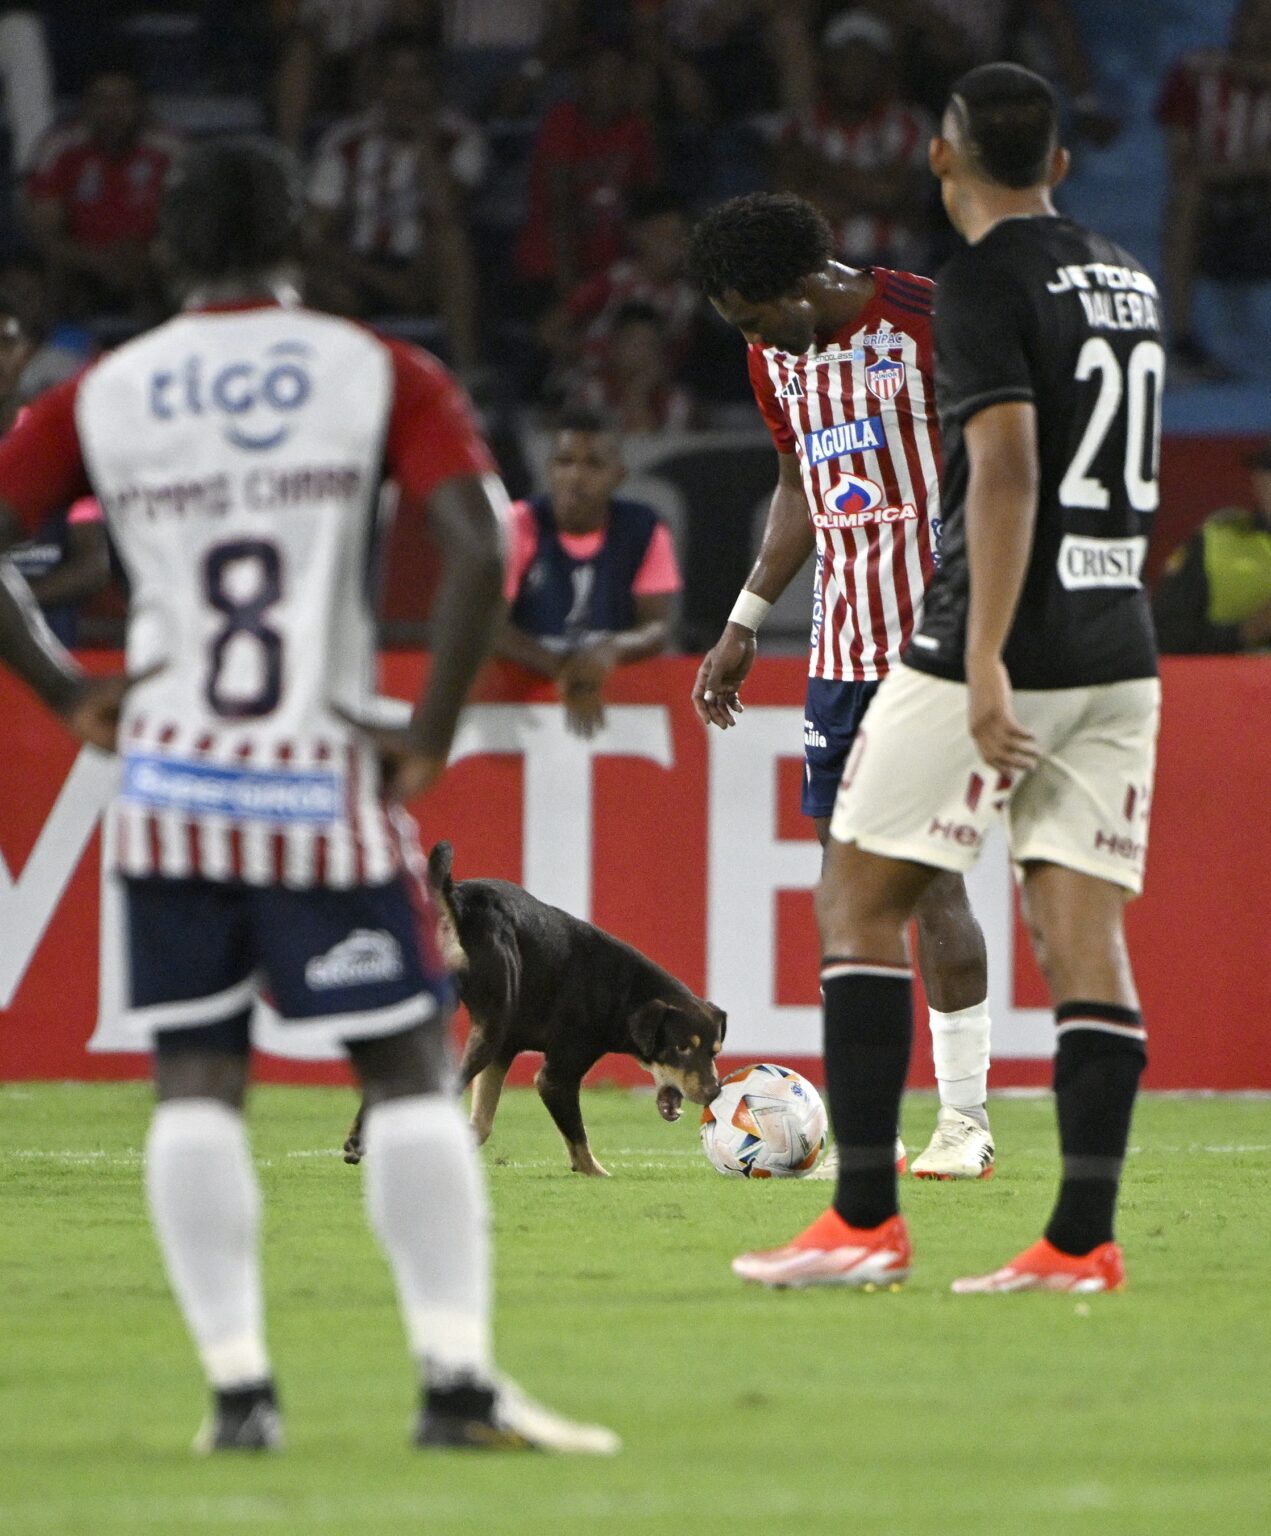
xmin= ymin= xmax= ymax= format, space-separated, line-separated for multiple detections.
xmin=778 ymin=102 xmax=931 ymax=271
xmin=0 ymin=296 xmax=497 ymax=888
xmin=748 ymin=267 xmax=941 ymax=682
xmin=1157 ymin=51 xmax=1271 ymax=164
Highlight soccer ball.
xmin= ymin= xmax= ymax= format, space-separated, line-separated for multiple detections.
xmin=700 ymin=1063 xmax=828 ymax=1178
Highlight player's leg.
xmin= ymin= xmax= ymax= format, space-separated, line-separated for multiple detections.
xmin=734 ymin=665 xmax=991 ymax=1287
xmin=148 ymin=1025 xmax=282 ymax=1451
xmin=803 ymin=679 xmax=903 ymax=1182
xmin=1024 ymin=863 xmax=1144 ymax=1254
xmin=734 ymin=841 xmax=933 ymax=1287
xmin=263 ymin=874 xmax=617 ymax=1453
xmin=910 ymin=873 xmax=996 ymax=1178
xmin=952 ymin=678 xmax=1158 ymax=1293
xmin=125 ymin=877 xmax=281 ymax=1451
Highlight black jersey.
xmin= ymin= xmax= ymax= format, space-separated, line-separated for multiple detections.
xmin=906 ymin=216 xmax=1162 ymax=689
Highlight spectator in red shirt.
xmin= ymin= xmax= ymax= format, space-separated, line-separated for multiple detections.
xmin=304 ymin=29 xmax=481 ymax=368
xmin=772 ymin=11 xmax=931 ymax=272
xmin=561 ymin=187 xmax=700 ymax=377
xmin=575 ymin=301 xmax=700 ymax=436
xmin=1156 ymin=0 xmax=1271 ymax=381
xmin=23 ymin=60 xmax=181 ymax=321
xmin=514 ymin=38 xmax=658 ymax=308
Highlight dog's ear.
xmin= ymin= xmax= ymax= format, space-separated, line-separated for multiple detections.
xmin=628 ymin=998 xmax=669 ymax=1060
xmin=712 ymin=1006 xmax=727 ymax=1044
xmin=427 ymin=841 xmax=455 ymax=896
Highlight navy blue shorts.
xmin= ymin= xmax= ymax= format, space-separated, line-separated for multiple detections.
xmin=123 ymin=874 xmax=454 ymax=1051
xmin=801 ymin=677 xmax=882 ymax=819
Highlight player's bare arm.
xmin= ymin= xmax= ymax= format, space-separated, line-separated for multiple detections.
xmin=0 ymin=505 xmax=85 ymax=711
xmin=693 ymin=451 xmax=812 ymax=729
xmin=360 ymin=472 xmax=506 ymax=802
xmin=963 ymin=401 xmax=1042 ymax=774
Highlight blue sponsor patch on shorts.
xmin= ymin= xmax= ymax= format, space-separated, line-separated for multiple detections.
xmin=121 ymin=753 xmax=341 ymax=823
xmin=803 ymin=416 xmax=885 ymax=466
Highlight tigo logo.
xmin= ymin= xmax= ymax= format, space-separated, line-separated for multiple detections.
xmin=149 ymin=341 xmax=314 ymax=452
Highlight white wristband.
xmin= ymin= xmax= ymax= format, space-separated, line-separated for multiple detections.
xmin=728 ymin=589 xmax=772 ymax=632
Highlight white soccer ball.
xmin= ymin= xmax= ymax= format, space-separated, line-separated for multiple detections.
xmin=699 ymin=1062 xmax=828 ymax=1178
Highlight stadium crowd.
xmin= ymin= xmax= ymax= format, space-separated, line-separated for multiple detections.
xmin=0 ymin=0 xmax=1268 ymax=649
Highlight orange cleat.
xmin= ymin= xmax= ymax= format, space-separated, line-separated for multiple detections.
xmin=732 ymin=1209 xmax=911 ymax=1290
xmin=951 ymin=1237 xmax=1125 ymax=1294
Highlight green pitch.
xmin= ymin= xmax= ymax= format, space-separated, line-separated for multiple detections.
xmin=2 ymin=1084 xmax=1268 ymax=1536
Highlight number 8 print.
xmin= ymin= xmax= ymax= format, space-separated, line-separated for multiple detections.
xmin=202 ymin=539 xmax=284 ymax=718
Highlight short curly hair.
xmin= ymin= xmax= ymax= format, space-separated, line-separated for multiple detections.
xmin=687 ymin=193 xmax=833 ymax=303
xmin=162 ymin=137 xmax=302 ymax=281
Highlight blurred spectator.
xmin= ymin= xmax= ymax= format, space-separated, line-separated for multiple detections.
xmin=0 ymin=291 xmax=109 ymax=646
xmin=1156 ymin=0 xmax=1271 ymax=381
xmin=575 ymin=301 xmax=700 ymax=434
xmin=273 ymin=0 xmax=438 ymax=153
xmin=23 ymin=60 xmax=180 ymax=322
xmin=554 ymin=186 xmax=699 ymax=376
xmin=860 ymin=0 xmax=1121 ymax=137
xmin=655 ymin=1 xmax=816 ymax=122
xmin=0 ymin=8 xmax=53 ymax=169
xmin=0 ymin=255 xmax=96 ymax=398
xmin=1153 ymin=442 xmax=1271 ymax=655
xmin=772 ymin=12 xmax=931 ymax=273
xmin=514 ymin=39 xmax=658 ymax=308
xmin=305 ymin=28 xmax=480 ymax=368
xmin=498 ymin=407 xmax=680 ymax=736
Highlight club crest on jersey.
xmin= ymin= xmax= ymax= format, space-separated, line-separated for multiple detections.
xmin=803 ymin=415 xmax=884 ymax=466
xmin=865 ymin=356 xmax=906 ymax=401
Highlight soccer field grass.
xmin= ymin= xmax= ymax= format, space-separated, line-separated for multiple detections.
xmin=2 ymin=1084 xmax=1268 ymax=1536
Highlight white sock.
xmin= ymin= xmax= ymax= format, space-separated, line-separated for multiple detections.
xmin=928 ymin=999 xmax=991 ymax=1123
xmin=144 ymin=1099 xmax=270 ymax=1389
xmin=363 ymin=1095 xmax=493 ymax=1386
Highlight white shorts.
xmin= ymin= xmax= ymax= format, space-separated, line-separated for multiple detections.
xmin=829 ymin=664 xmax=1161 ymax=894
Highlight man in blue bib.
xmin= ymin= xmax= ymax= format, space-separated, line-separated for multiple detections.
xmin=499 ymin=407 xmax=681 ymax=735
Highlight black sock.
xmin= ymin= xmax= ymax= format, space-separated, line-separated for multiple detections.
xmin=424 ymin=1375 xmax=496 ymax=1421
xmin=821 ymin=959 xmax=913 ymax=1229
xmin=1044 ymin=1002 xmax=1147 ymax=1256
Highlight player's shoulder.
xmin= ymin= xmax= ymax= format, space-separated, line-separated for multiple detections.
xmin=874 ymin=266 xmax=935 ymax=315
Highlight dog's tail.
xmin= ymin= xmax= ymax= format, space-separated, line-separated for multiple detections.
xmin=426 ymin=841 xmax=467 ymax=975
xmin=427 ymin=840 xmax=455 ymax=899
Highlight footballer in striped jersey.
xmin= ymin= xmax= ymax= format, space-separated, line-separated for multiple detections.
xmin=688 ymin=193 xmax=996 ymax=1183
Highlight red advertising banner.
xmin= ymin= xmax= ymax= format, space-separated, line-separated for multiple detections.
xmin=1 ymin=655 xmax=1267 ymax=1089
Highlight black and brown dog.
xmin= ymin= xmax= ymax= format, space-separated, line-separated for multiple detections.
xmin=343 ymin=843 xmax=726 ymax=1176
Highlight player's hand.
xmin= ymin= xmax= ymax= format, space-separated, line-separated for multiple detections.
xmin=61 ymin=666 xmax=161 ymax=753
xmin=562 ymin=683 xmax=605 ymax=739
xmin=333 ymin=708 xmax=447 ymax=803
xmin=966 ymin=654 xmax=1039 ymax=773
xmin=692 ymin=623 xmax=757 ymax=728
xmin=365 ymin=728 xmax=446 ymax=803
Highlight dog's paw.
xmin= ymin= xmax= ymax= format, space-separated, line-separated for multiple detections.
xmin=342 ymin=1136 xmax=363 ymax=1166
